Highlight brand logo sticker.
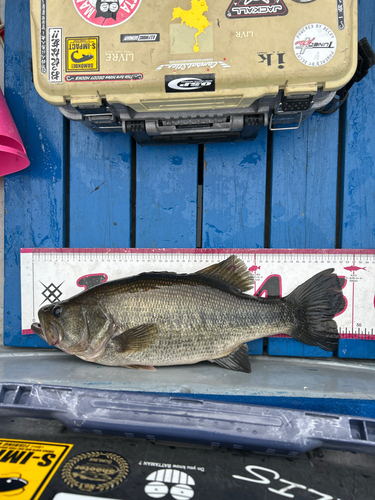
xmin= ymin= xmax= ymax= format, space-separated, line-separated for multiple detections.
xmin=66 ymin=37 xmax=99 ymax=72
xmin=121 ymin=33 xmax=160 ymax=42
xmin=65 ymin=73 xmax=143 ymax=82
xmin=72 ymin=0 xmax=142 ymax=28
xmin=49 ymin=28 xmax=63 ymax=83
xmin=226 ymin=0 xmax=288 ymax=19
xmin=61 ymin=451 xmax=129 ymax=493
xmin=165 ymin=74 xmax=215 ymax=93
xmin=294 ymin=24 xmax=337 ymax=67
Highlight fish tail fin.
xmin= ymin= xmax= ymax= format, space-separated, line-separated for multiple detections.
xmin=284 ymin=269 xmax=344 ymax=351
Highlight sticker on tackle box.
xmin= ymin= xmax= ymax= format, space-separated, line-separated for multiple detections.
xmin=49 ymin=28 xmax=63 ymax=83
xmin=0 ymin=439 xmax=73 ymax=499
xmin=72 ymin=0 xmax=142 ymax=28
xmin=294 ymin=24 xmax=337 ymax=67
xmin=66 ymin=37 xmax=99 ymax=72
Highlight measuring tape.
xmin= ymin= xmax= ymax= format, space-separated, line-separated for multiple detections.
xmin=21 ymin=248 xmax=375 ymax=339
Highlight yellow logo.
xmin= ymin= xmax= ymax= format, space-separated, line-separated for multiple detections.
xmin=0 ymin=439 xmax=73 ymax=499
xmin=171 ymin=0 xmax=211 ymax=53
xmin=66 ymin=37 xmax=99 ymax=72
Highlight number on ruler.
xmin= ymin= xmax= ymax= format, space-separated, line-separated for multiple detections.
xmin=255 ymin=275 xmax=282 ymax=298
xmin=254 ymin=275 xmax=347 ymax=318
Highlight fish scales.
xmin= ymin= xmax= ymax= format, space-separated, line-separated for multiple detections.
xmin=31 ymin=256 xmax=344 ymax=372
xmin=90 ymin=274 xmax=293 ymax=366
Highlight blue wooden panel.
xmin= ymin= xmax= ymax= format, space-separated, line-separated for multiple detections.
xmin=270 ymin=113 xmax=339 ymax=249
xmin=337 ymin=339 xmax=375 ymax=359
xmin=246 ymin=340 xmax=264 ymax=356
xmin=69 ymin=125 xmax=132 ymax=248
xmin=268 ymin=338 xmax=334 ymax=358
xmin=203 ymin=131 xmax=268 ymax=355
xmin=3 ymin=0 xmax=66 ymax=347
xmin=202 ymin=129 xmax=268 ymax=249
xmin=338 ymin=0 xmax=375 ymax=358
xmin=340 ymin=0 xmax=375 ymax=249
xmin=268 ymin=112 xmax=340 ymax=357
xmin=135 ymin=145 xmax=198 ymax=248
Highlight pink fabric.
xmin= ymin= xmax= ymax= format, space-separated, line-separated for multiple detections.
xmin=0 ymin=87 xmax=30 ymax=176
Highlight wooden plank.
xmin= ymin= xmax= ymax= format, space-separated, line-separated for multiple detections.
xmin=135 ymin=145 xmax=198 ymax=248
xmin=268 ymin=112 xmax=340 ymax=357
xmin=69 ymin=125 xmax=132 ymax=248
xmin=270 ymin=113 xmax=339 ymax=249
xmin=337 ymin=0 xmax=375 ymax=359
xmin=203 ymin=130 xmax=268 ymax=354
xmin=3 ymin=0 xmax=65 ymax=347
xmin=340 ymin=0 xmax=375 ymax=249
xmin=202 ymin=129 xmax=268 ymax=249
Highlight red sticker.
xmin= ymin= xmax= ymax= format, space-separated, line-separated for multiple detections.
xmin=72 ymin=0 xmax=142 ymax=28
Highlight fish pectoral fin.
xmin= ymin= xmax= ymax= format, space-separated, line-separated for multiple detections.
xmin=195 ymin=255 xmax=254 ymax=292
xmin=109 ymin=323 xmax=158 ymax=353
xmin=123 ymin=364 xmax=157 ymax=371
xmin=211 ymin=344 xmax=251 ymax=373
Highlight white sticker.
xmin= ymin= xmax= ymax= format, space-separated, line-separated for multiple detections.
xmin=145 ymin=470 xmax=195 ymax=499
xmin=294 ymin=23 xmax=337 ymax=67
xmin=48 ymin=27 xmax=63 ymax=83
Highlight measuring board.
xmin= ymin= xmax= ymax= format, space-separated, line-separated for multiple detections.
xmin=20 ymin=249 xmax=375 ymax=343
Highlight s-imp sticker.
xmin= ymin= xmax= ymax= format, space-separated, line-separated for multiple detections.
xmin=61 ymin=451 xmax=129 ymax=493
xmin=0 ymin=438 xmax=73 ymax=499
xmin=72 ymin=0 xmax=142 ymax=28
xmin=66 ymin=37 xmax=99 ymax=72
xmin=294 ymin=24 xmax=337 ymax=67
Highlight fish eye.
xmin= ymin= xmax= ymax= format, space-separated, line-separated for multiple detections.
xmin=52 ymin=305 xmax=62 ymax=318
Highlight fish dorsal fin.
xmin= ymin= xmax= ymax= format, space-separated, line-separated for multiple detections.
xmin=211 ymin=344 xmax=251 ymax=373
xmin=195 ymin=255 xmax=253 ymax=292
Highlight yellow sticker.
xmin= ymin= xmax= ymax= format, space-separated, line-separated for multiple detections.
xmin=0 ymin=438 xmax=73 ymax=499
xmin=171 ymin=0 xmax=212 ymax=53
xmin=66 ymin=37 xmax=99 ymax=72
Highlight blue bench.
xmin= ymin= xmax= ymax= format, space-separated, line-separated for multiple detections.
xmin=3 ymin=0 xmax=375 ymax=366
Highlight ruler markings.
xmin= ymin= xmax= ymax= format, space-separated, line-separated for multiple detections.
xmin=21 ymin=249 xmax=375 ymax=339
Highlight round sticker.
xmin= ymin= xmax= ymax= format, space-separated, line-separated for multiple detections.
xmin=294 ymin=24 xmax=337 ymax=67
xmin=61 ymin=451 xmax=129 ymax=493
xmin=72 ymin=0 xmax=142 ymax=28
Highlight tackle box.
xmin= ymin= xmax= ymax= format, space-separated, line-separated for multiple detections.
xmin=29 ymin=0 xmax=363 ymax=144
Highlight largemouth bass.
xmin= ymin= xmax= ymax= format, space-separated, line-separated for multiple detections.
xmin=31 ymin=256 xmax=343 ymax=373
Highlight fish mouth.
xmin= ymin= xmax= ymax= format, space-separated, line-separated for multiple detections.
xmin=31 ymin=322 xmax=44 ymax=336
xmin=45 ymin=321 xmax=62 ymax=346
xmin=31 ymin=321 xmax=61 ymax=346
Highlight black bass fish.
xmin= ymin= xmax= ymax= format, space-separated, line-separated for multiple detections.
xmin=31 ymin=256 xmax=343 ymax=373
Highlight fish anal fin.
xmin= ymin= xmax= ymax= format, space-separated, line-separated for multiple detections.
xmin=123 ymin=364 xmax=157 ymax=371
xmin=211 ymin=344 xmax=251 ymax=373
xmin=195 ymin=255 xmax=254 ymax=292
xmin=110 ymin=323 xmax=158 ymax=354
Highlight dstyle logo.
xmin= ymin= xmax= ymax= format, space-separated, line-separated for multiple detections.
xmin=165 ymin=74 xmax=215 ymax=93
xmin=72 ymin=0 xmax=142 ymax=28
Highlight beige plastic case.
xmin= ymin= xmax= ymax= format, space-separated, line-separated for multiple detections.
xmin=30 ymin=0 xmax=358 ymax=143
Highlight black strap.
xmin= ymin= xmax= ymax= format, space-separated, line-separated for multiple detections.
xmin=318 ymin=37 xmax=375 ymax=115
